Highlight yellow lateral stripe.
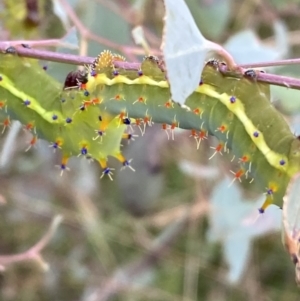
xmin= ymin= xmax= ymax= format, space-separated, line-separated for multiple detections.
xmin=92 ymin=73 xmax=288 ymax=173
xmin=0 ymin=74 xmax=64 ymax=123
xmin=200 ymin=85 xmax=289 ymax=172
xmin=94 ymin=74 xmax=169 ymax=88
xmin=4 ymin=66 xmax=286 ymax=173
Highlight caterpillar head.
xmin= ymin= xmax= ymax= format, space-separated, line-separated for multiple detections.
xmin=63 ymin=70 xmax=88 ymax=90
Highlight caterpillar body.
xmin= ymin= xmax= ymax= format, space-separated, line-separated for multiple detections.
xmin=0 ymin=51 xmax=300 ymax=211
xmin=86 ymin=51 xmax=300 ymax=211
xmin=0 ymin=55 xmax=128 ymax=178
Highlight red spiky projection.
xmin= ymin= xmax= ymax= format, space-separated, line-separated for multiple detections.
xmin=1 ymin=50 xmax=300 ymax=213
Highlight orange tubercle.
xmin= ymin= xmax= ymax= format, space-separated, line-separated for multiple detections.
xmin=24 ymin=121 xmax=35 ymax=131
xmin=209 ymin=143 xmax=224 ymax=160
xmin=112 ymin=94 xmax=124 ymax=101
xmin=133 ymin=96 xmax=147 ymax=105
xmin=217 ymin=124 xmax=227 ymax=133
xmin=1 ymin=117 xmax=10 ymax=133
xmin=198 ymin=130 xmax=207 ymax=140
xmin=228 ymin=168 xmax=245 ymax=187
xmin=193 ymin=108 xmax=203 ymax=118
xmin=239 ymin=155 xmax=250 ymax=163
xmin=164 ymin=100 xmax=174 ymax=108
xmin=0 ymin=100 xmax=7 ymax=110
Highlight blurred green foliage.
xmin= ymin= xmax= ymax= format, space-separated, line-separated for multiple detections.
xmin=0 ymin=0 xmax=300 ymax=300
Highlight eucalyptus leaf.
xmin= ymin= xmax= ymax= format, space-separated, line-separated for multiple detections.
xmin=283 ymin=173 xmax=300 ymax=238
xmin=224 ymin=21 xmax=288 ymax=64
xmin=162 ymin=0 xmax=219 ymax=105
xmin=186 ymin=0 xmax=231 ymax=40
xmin=208 ymin=177 xmax=281 ymax=283
xmin=282 ymin=173 xmax=300 ymax=284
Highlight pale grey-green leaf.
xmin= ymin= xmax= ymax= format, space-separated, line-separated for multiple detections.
xmin=162 ymin=0 xmax=214 ymax=105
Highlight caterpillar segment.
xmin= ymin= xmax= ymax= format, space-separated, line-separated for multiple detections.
xmin=83 ymin=50 xmax=300 ymax=210
xmin=1 ymin=51 xmax=300 ymax=210
xmin=0 ymin=54 xmax=134 ymax=179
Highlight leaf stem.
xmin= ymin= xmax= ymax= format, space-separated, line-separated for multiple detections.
xmin=207 ymin=41 xmax=239 ymax=71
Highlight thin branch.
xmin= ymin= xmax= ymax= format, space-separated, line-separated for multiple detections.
xmin=240 ymin=58 xmax=300 ymax=69
xmin=218 ymin=64 xmax=300 ymax=90
xmin=0 ymin=215 xmax=63 ymax=271
xmin=1 ymin=38 xmax=68 ymax=48
xmin=115 ymin=60 xmax=300 ymax=89
xmin=1 ymin=43 xmax=300 ymax=90
xmin=0 ymin=28 xmax=80 ymax=50
xmin=0 ymin=44 xmax=93 ymax=65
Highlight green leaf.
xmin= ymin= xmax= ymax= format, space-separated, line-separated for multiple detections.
xmin=283 ymin=173 xmax=300 ymax=243
xmin=224 ymin=21 xmax=288 ymax=64
xmin=208 ymin=177 xmax=281 ymax=283
xmin=282 ymin=173 xmax=300 ymax=283
xmin=162 ymin=0 xmax=220 ymax=105
xmin=186 ymin=0 xmax=231 ymax=40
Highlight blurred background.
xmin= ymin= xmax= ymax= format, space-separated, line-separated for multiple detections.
xmin=1 ymin=0 xmax=300 ymax=300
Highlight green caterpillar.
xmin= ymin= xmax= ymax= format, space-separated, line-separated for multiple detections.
xmin=0 ymin=51 xmax=299 ymax=212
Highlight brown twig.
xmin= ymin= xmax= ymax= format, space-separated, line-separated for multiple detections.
xmin=218 ymin=64 xmax=300 ymax=90
xmin=0 ymin=38 xmax=70 ymax=49
xmin=0 ymin=44 xmax=93 ymax=65
xmin=1 ymin=43 xmax=300 ymax=90
xmin=239 ymin=58 xmax=300 ymax=69
xmin=0 ymin=215 xmax=63 ymax=271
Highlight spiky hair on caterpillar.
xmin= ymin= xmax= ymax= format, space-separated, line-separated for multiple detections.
xmin=0 ymin=52 xmax=135 ymax=179
xmin=83 ymin=50 xmax=300 ymax=213
xmin=1 ymin=50 xmax=300 ymax=214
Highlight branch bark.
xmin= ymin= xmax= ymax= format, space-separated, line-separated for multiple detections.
xmin=0 ymin=215 xmax=63 ymax=271
xmin=1 ymin=43 xmax=300 ymax=90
